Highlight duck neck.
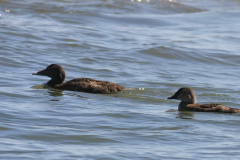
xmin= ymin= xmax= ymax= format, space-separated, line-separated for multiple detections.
xmin=178 ymin=98 xmax=196 ymax=111
xmin=178 ymin=102 xmax=189 ymax=111
xmin=47 ymin=78 xmax=64 ymax=87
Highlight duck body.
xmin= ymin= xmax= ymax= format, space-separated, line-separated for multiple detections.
xmin=168 ymin=87 xmax=240 ymax=113
xmin=33 ymin=64 xmax=124 ymax=94
xmin=55 ymin=78 xmax=124 ymax=94
xmin=179 ymin=103 xmax=240 ymax=113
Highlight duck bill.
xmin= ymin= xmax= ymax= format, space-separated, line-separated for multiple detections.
xmin=32 ymin=69 xmax=47 ymax=76
xmin=167 ymin=94 xmax=178 ymax=99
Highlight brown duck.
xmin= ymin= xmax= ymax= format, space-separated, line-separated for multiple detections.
xmin=32 ymin=64 xmax=125 ymax=94
xmin=167 ymin=87 xmax=240 ymax=113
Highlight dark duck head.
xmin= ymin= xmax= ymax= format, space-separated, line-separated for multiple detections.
xmin=168 ymin=87 xmax=196 ymax=104
xmin=32 ymin=64 xmax=65 ymax=87
xmin=167 ymin=87 xmax=240 ymax=113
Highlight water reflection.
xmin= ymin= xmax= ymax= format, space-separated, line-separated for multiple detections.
xmin=48 ymin=89 xmax=63 ymax=97
xmin=177 ymin=112 xmax=196 ymax=119
xmin=48 ymin=89 xmax=92 ymax=100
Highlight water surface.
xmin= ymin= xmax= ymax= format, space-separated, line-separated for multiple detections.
xmin=0 ymin=0 xmax=240 ymax=159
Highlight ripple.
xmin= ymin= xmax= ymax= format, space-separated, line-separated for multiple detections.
xmin=1 ymin=0 xmax=240 ymax=159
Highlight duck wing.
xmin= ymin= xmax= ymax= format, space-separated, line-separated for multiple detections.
xmin=55 ymin=78 xmax=124 ymax=94
xmin=186 ymin=104 xmax=240 ymax=113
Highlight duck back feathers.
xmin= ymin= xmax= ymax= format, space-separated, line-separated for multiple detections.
xmin=55 ymin=78 xmax=125 ymax=94
xmin=180 ymin=103 xmax=240 ymax=113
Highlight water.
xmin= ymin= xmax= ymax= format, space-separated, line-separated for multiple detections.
xmin=0 ymin=0 xmax=240 ymax=159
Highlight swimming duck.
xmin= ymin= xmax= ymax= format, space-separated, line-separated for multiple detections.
xmin=167 ymin=87 xmax=240 ymax=113
xmin=32 ymin=64 xmax=125 ymax=94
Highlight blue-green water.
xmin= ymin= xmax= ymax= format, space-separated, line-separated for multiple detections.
xmin=1 ymin=0 xmax=240 ymax=159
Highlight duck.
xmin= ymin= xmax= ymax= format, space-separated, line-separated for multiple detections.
xmin=32 ymin=64 xmax=125 ymax=94
xmin=167 ymin=87 xmax=240 ymax=113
